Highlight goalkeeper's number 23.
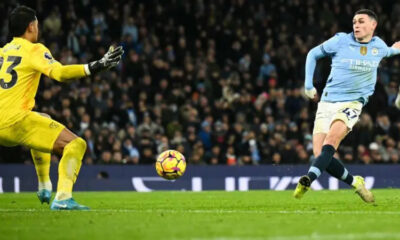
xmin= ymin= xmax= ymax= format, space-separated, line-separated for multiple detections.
xmin=0 ymin=56 xmax=22 ymax=89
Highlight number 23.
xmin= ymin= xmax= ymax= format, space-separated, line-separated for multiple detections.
xmin=0 ymin=56 xmax=22 ymax=89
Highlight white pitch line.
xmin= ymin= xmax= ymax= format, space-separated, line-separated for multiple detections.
xmin=191 ymin=232 xmax=400 ymax=240
xmin=0 ymin=208 xmax=400 ymax=215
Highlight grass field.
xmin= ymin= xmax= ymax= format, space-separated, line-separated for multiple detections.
xmin=1 ymin=189 xmax=400 ymax=240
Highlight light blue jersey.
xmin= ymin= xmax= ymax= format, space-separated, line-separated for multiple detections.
xmin=305 ymin=32 xmax=400 ymax=104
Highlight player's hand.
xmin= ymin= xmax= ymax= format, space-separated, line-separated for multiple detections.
xmin=304 ymin=87 xmax=317 ymax=99
xmin=87 ymin=46 xmax=124 ymax=75
xmin=391 ymin=41 xmax=400 ymax=50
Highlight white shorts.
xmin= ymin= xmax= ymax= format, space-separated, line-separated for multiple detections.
xmin=313 ymin=101 xmax=363 ymax=134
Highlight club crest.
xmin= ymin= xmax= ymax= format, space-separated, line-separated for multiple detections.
xmin=371 ymin=48 xmax=378 ymax=56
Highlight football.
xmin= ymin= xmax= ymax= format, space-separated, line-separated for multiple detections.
xmin=155 ymin=150 xmax=187 ymax=180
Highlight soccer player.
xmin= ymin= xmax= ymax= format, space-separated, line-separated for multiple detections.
xmin=0 ymin=6 xmax=123 ymax=210
xmin=293 ymin=9 xmax=400 ymax=202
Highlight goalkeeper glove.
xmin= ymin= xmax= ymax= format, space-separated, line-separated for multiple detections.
xmin=85 ymin=46 xmax=124 ymax=75
xmin=304 ymin=87 xmax=317 ymax=99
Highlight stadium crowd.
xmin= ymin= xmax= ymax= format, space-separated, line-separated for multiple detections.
xmin=1 ymin=0 xmax=400 ymax=165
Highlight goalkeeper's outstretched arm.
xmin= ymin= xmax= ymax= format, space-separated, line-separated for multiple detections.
xmin=46 ymin=46 xmax=124 ymax=82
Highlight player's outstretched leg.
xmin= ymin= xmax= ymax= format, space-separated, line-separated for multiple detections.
xmin=50 ymin=136 xmax=89 ymax=210
xmin=326 ymin=157 xmax=354 ymax=185
xmin=31 ymin=149 xmax=52 ymax=204
xmin=326 ymin=157 xmax=374 ymax=203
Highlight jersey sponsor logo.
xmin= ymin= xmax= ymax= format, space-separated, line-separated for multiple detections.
xmin=340 ymin=58 xmax=379 ymax=72
xmin=360 ymin=46 xmax=367 ymax=55
xmin=371 ymin=48 xmax=379 ymax=56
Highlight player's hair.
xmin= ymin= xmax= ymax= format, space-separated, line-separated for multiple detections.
xmin=355 ymin=9 xmax=378 ymax=22
xmin=8 ymin=5 xmax=37 ymax=37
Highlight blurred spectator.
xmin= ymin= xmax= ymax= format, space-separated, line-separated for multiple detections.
xmin=122 ymin=17 xmax=138 ymax=43
xmin=369 ymin=142 xmax=385 ymax=164
xmin=357 ymin=145 xmax=371 ymax=164
xmin=198 ymin=121 xmax=213 ymax=151
xmin=271 ymin=152 xmax=282 ymax=165
xmin=225 ymin=146 xmax=237 ymax=166
xmin=100 ymin=151 xmax=112 ymax=164
xmin=206 ymin=145 xmax=223 ymax=165
xmin=42 ymin=8 xmax=62 ymax=38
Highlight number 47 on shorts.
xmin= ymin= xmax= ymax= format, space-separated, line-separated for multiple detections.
xmin=342 ymin=107 xmax=359 ymax=120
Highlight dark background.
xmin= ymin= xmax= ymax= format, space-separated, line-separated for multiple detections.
xmin=1 ymin=0 xmax=400 ymax=166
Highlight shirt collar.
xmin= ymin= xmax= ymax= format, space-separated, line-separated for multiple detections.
xmin=351 ymin=32 xmax=375 ymax=44
xmin=12 ymin=37 xmax=33 ymax=45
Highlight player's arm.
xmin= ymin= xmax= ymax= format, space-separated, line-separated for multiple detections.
xmin=31 ymin=45 xmax=123 ymax=82
xmin=387 ymin=41 xmax=400 ymax=57
xmin=387 ymin=42 xmax=400 ymax=109
xmin=304 ymin=46 xmax=326 ymax=98
xmin=304 ymin=33 xmax=342 ymax=99
xmin=48 ymin=63 xmax=86 ymax=82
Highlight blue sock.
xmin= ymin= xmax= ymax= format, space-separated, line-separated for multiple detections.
xmin=307 ymin=144 xmax=335 ymax=182
xmin=326 ymin=157 xmax=354 ymax=186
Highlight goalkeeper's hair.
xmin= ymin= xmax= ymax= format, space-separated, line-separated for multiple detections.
xmin=355 ymin=9 xmax=378 ymax=22
xmin=8 ymin=5 xmax=37 ymax=38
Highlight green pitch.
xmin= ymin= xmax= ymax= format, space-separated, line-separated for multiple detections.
xmin=1 ymin=189 xmax=400 ymax=240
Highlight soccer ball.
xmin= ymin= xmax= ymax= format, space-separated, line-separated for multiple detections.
xmin=155 ymin=150 xmax=187 ymax=180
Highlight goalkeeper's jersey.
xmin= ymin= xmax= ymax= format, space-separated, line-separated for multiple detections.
xmin=0 ymin=37 xmax=62 ymax=129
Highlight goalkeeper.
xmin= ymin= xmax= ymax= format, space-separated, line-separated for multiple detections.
xmin=0 ymin=6 xmax=123 ymax=210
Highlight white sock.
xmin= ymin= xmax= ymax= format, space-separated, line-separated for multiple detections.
xmin=351 ymin=177 xmax=357 ymax=187
xmin=38 ymin=181 xmax=52 ymax=191
xmin=55 ymin=192 xmax=72 ymax=201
